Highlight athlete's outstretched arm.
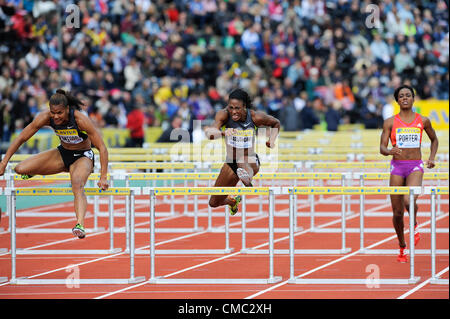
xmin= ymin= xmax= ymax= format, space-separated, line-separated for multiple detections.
xmin=252 ymin=111 xmax=281 ymax=148
xmin=205 ymin=109 xmax=229 ymax=140
xmin=0 ymin=111 xmax=49 ymax=175
xmin=75 ymin=110 xmax=109 ymax=190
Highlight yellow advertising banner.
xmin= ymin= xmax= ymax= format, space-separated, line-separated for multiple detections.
xmin=394 ymin=99 xmax=449 ymax=130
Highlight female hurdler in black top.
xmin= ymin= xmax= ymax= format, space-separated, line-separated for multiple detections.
xmin=206 ymin=88 xmax=280 ymax=215
xmin=0 ymin=89 xmax=109 ymax=238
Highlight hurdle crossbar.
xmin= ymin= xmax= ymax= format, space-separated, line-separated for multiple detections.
xmin=305 ymin=162 xmax=449 ymax=170
xmin=144 ymin=187 xmax=282 ymax=284
xmin=287 ymin=186 xmax=422 ymax=285
xmin=4 ymin=187 xmax=145 ymax=285
xmin=5 ymin=173 xmax=128 ymax=234
xmin=355 ymin=173 xmax=449 ymax=253
xmin=3 ymin=183 xmax=119 ymax=250
xmin=357 ymin=171 xmax=448 ymax=215
xmin=243 ymin=184 xmax=353 ymax=255
xmin=3 ymin=186 xmax=129 ymax=253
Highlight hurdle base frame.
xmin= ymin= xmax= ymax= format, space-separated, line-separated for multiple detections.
xmin=430 ymin=278 xmax=449 ymax=285
xmin=0 ymin=277 xmax=8 ymax=283
xmin=147 ymin=276 xmax=283 ymax=284
xmin=209 ymin=226 xmax=304 ymax=233
xmin=136 ymin=248 xmax=234 ymax=255
xmin=14 ymin=227 xmax=106 ymax=234
xmin=9 ymin=276 xmax=146 ymax=285
xmin=241 ymin=248 xmax=352 ymax=254
xmin=358 ymin=249 xmax=449 ymax=255
xmin=15 ymin=248 xmax=122 ymax=255
xmin=114 ymin=227 xmax=205 ymax=233
xmin=287 ymin=277 xmax=421 ymax=285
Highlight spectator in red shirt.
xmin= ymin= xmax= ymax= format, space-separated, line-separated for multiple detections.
xmin=166 ymin=3 xmax=180 ymax=23
xmin=126 ymin=105 xmax=145 ymax=147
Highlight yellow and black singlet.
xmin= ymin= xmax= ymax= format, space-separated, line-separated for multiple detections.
xmin=50 ymin=108 xmax=88 ymax=145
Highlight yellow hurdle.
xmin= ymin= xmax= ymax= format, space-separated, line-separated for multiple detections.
xmin=110 ymin=162 xmax=195 ymax=169
xmin=12 ymin=173 xmax=112 ymax=181
xmin=307 ymin=162 xmax=449 ymax=169
xmin=428 ymin=186 xmax=449 ymax=195
xmin=287 ymin=186 xmax=411 ymax=195
xmin=150 ymin=187 xmax=270 ymax=196
xmin=10 ymin=171 xmax=448 ymax=181
xmin=360 ymin=172 xmax=449 ymax=180
xmin=10 ymin=187 xmax=136 ymax=196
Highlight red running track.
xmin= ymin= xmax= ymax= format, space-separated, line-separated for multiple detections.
xmin=0 ymin=193 xmax=448 ymax=300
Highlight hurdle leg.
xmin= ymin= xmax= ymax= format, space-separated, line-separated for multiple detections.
xmin=258 ymin=178 xmax=263 ymax=215
xmin=8 ymin=190 xmax=16 ymax=283
xmin=6 ymin=175 xmax=12 ymax=232
xmin=437 ymin=178 xmax=442 ymax=215
xmin=225 ymin=205 xmax=230 ymax=252
xmin=309 ymin=179 xmax=315 ymax=231
xmin=125 ymin=176 xmax=130 ymax=251
xmin=408 ymin=189 xmax=420 ymax=283
xmin=128 ymin=190 xmax=145 ymax=283
xmin=94 ymin=191 xmax=99 ymax=231
xmin=289 ymin=189 xmax=295 ymax=282
xmin=207 ymin=179 xmax=212 ymax=230
xmin=268 ymin=189 xmax=282 ymax=283
xmin=430 ymin=189 xmax=438 ymax=282
xmin=340 ymin=186 xmax=351 ymax=254
xmin=170 ymin=174 xmax=175 ymax=216
xmin=193 ymin=180 xmax=199 ymax=231
xmin=184 ymin=180 xmax=188 ymax=214
xmin=345 ymin=174 xmax=351 ymax=215
xmin=108 ymin=179 xmax=115 ymax=252
xmin=430 ymin=189 xmax=447 ymax=284
xmin=149 ymin=189 xmax=156 ymax=281
xmin=89 ymin=177 xmax=102 ymax=232
xmin=359 ymin=175 xmax=365 ymax=252
xmin=293 ymin=178 xmax=298 ymax=230
xmin=241 ymin=195 xmax=247 ymax=252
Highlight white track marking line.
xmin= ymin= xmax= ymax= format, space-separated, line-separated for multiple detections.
xmin=0 ymin=195 xmax=322 ymax=287
xmin=244 ymin=212 xmax=449 ymax=299
xmin=4 ymin=196 xmax=443 ymax=300
xmin=1 ymin=192 xmax=336 ymax=253
xmin=397 ymin=267 xmax=449 ymax=299
xmin=0 ymin=203 xmax=148 ymax=251
xmin=93 ymin=199 xmax=388 ymax=299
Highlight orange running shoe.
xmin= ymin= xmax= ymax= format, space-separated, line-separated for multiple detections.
xmin=397 ymin=246 xmax=408 ymax=263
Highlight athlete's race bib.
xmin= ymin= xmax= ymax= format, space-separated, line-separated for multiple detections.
xmin=226 ymin=129 xmax=254 ymax=149
xmin=55 ymin=129 xmax=84 ymax=144
xmin=396 ymin=127 xmax=421 ymax=148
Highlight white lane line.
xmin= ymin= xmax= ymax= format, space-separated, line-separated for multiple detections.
xmin=397 ymin=267 xmax=449 ymax=299
xmin=0 ymin=195 xmax=322 ymax=288
xmin=0 ymin=203 xmax=149 ymax=252
xmin=244 ymin=212 xmax=449 ymax=299
xmin=93 ymin=198 xmax=380 ymax=299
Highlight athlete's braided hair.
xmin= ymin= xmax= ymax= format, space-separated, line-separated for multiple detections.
xmin=49 ymin=89 xmax=84 ymax=110
xmin=228 ymin=88 xmax=253 ymax=109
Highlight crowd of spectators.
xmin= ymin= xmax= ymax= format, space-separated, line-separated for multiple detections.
xmin=0 ymin=0 xmax=448 ymax=146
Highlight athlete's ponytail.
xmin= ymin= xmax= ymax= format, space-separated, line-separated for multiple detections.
xmin=228 ymin=88 xmax=253 ymax=109
xmin=49 ymin=89 xmax=84 ymax=110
